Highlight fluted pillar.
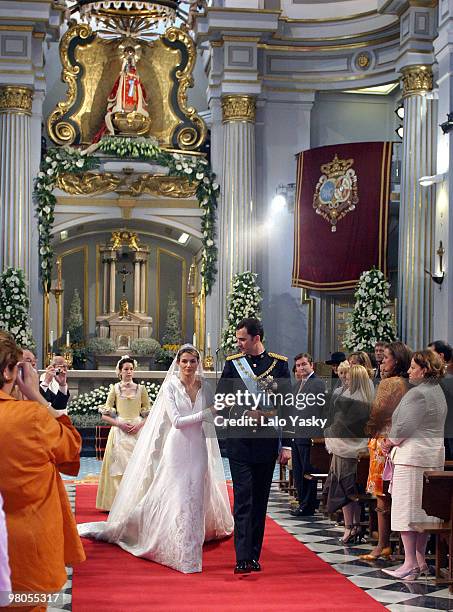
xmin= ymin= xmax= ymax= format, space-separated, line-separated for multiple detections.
xmin=140 ymin=261 xmax=146 ymax=313
xmin=102 ymin=257 xmax=109 ymax=315
xmin=219 ymin=94 xmax=256 ymax=318
xmin=109 ymin=258 xmax=116 ymax=313
xmin=398 ymin=65 xmax=437 ymax=349
xmin=0 ymin=86 xmax=33 ymax=277
xmin=134 ymin=259 xmax=140 ymax=313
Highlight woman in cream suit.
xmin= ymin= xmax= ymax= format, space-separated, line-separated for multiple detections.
xmin=382 ymin=350 xmax=447 ymax=581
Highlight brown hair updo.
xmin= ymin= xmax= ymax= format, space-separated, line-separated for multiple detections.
xmin=0 ymin=331 xmax=22 ymax=387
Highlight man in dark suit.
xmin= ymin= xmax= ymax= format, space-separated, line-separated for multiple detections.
xmin=216 ymin=318 xmax=293 ymax=574
xmin=428 ymin=340 xmax=453 ymax=459
xmin=290 ymin=353 xmax=326 ymax=517
xmin=40 ymin=354 xmax=70 ymax=412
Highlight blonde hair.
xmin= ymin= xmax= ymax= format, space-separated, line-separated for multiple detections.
xmin=348 ymin=351 xmax=374 ymax=378
xmin=337 ymin=360 xmax=350 ymax=376
xmin=349 ymin=364 xmax=374 ymax=404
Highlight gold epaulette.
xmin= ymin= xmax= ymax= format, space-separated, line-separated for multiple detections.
xmin=226 ymin=352 xmax=244 ymax=361
xmin=268 ymin=352 xmax=288 ymax=362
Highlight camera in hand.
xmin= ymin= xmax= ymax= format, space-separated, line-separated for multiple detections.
xmin=55 ymin=368 xmax=61 ymax=376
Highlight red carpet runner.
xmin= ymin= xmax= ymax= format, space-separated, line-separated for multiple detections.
xmin=73 ymin=485 xmax=385 ymax=611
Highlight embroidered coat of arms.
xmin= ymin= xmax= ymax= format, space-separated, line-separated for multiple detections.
xmin=312 ymin=154 xmax=359 ymax=232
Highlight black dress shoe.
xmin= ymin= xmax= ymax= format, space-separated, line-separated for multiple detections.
xmin=234 ymin=561 xmax=251 ymax=574
xmin=289 ymin=507 xmax=312 ymax=517
xmin=250 ymin=559 xmax=261 ymax=571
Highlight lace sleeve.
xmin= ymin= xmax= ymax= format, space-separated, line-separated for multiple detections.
xmin=99 ymin=384 xmax=117 ymax=416
xmin=140 ymin=385 xmax=151 ymax=417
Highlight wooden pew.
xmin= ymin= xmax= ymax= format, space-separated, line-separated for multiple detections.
xmin=410 ymin=471 xmax=453 ymax=591
xmin=95 ymin=425 xmax=110 ymax=460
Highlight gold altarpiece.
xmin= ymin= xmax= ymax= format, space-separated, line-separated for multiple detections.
xmin=45 ymin=6 xmax=208 ymax=364
xmin=48 ymin=24 xmax=206 ymax=150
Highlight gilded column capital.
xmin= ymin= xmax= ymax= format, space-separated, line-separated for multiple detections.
xmin=222 ymin=95 xmax=256 ymax=123
xmin=0 ymin=86 xmax=33 ymax=115
xmin=401 ymin=65 xmax=433 ymax=98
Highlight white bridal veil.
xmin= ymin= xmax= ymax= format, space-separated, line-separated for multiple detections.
xmin=79 ymin=344 xmax=233 ymax=551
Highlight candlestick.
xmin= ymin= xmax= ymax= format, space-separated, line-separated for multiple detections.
xmin=56 ymin=258 xmax=62 ymax=290
xmin=66 ymin=331 xmax=70 ymax=346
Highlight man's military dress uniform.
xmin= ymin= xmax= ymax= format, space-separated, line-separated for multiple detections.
xmin=216 ymin=350 xmax=293 ymax=566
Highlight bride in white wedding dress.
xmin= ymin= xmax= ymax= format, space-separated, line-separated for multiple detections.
xmin=78 ymin=345 xmax=233 ymax=574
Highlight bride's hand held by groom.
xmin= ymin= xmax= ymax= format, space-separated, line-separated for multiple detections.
xmin=278 ymin=448 xmax=291 ymax=465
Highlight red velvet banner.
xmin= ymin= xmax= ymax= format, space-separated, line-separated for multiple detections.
xmin=292 ymin=141 xmax=392 ymax=291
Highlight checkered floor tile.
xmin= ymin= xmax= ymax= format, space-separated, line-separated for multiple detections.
xmin=267 ymin=485 xmax=453 ymax=611
xmin=56 ymin=459 xmax=452 ymax=611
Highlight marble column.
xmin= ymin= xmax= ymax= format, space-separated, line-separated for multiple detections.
xmin=398 ymin=65 xmax=437 ymax=349
xmin=109 ymin=258 xmax=116 ymax=314
xmin=133 ymin=259 xmax=141 ymax=313
xmin=140 ymin=261 xmax=146 ymax=314
xmin=0 ymin=86 xmax=33 ymax=277
xmin=219 ymin=94 xmax=256 ymax=324
xmin=102 ymin=257 xmax=109 ymax=315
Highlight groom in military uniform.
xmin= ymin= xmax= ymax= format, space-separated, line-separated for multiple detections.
xmin=216 ymin=318 xmax=293 ymax=574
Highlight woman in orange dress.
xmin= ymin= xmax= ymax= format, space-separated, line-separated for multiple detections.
xmin=359 ymin=341 xmax=412 ymax=560
xmin=0 ymin=332 xmax=85 ymax=611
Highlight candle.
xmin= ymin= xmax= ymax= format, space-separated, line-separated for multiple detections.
xmin=66 ymin=331 xmax=70 ymax=346
xmin=192 ymin=333 xmax=196 ymax=347
xmin=207 ymin=332 xmax=211 ymax=351
xmin=49 ymin=330 xmax=54 ymax=348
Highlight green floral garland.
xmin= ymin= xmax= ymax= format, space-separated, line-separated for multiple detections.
xmin=34 ymin=137 xmax=219 ymax=295
xmin=34 ymin=147 xmax=99 ymax=293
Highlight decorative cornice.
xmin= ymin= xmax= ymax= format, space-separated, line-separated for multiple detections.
xmin=0 ymin=86 xmax=33 ymax=115
xmin=401 ymin=65 xmax=433 ymax=97
xmin=221 ymin=95 xmax=256 ymax=123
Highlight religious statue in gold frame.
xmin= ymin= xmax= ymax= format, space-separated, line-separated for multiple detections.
xmin=47 ymin=23 xmax=206 ymax=151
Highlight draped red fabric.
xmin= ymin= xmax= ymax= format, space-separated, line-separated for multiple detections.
xmin=292 ymin=141 xmax=392 ymax=291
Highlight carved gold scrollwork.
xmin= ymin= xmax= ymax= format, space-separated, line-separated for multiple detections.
xmin=56 ymin=172 xmax=121 ymax=196
xmin=47 ymin=23 xmax=93 ymax=145
xmin=56 ymin=172 xmax=198 ymax=198
xmin=222 ymin=95 xmax=256 ymax=123
xmin=165 ymin=27 xmax=207 ymax=150
xmin=125 ymin=175 xmax=198 ymax=197
xmin=0 ymin=86 xmax=33 ymax=115
xmin=401 ymin=65 xmax=433 ymax=97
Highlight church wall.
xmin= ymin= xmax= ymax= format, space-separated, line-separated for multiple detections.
xmin=257 ymin=99 xmax=312 ymax=360
xmin=311 ymin=91 xmax=398 ymax=148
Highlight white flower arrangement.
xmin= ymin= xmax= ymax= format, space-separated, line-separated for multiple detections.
xmin=344 ymin=267 xmax=396 ymax=352
xmin=0 ymin=268 xmax=35 ymax=349
xmin=221 ymin=271 xmax=262 ymax=355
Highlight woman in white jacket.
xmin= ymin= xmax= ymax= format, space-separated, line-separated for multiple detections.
xmin=382 ymin=350 xmax=447 ymax=581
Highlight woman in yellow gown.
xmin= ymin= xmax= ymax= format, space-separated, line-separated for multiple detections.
xmin=96 ymin=356 xmax=150 ymax=511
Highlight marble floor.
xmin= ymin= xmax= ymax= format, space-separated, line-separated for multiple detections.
xmin=53 ymin=458 xmax=453 ymax=611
